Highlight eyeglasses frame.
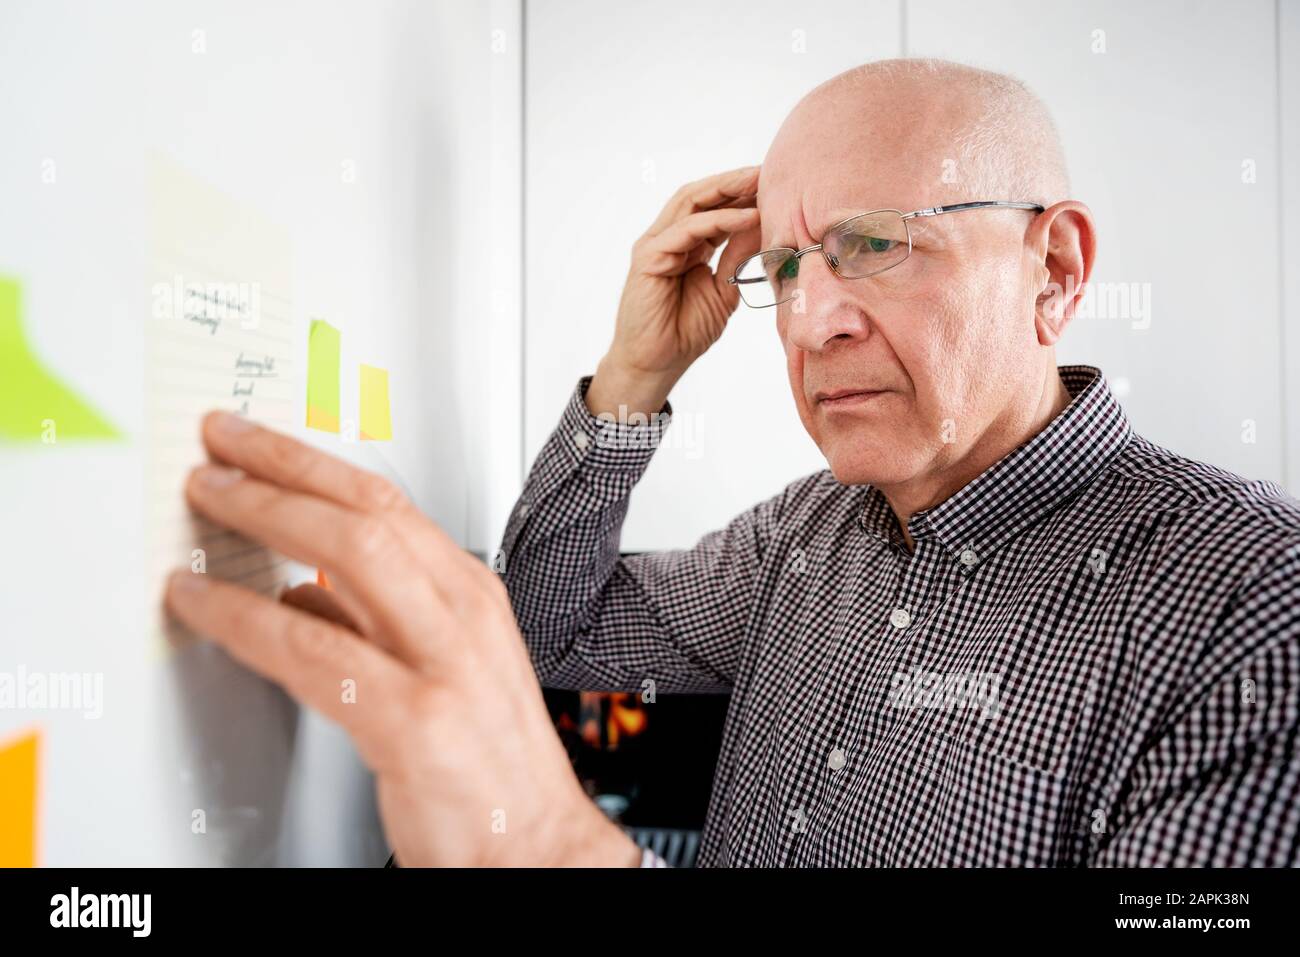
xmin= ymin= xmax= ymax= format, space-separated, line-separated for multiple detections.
xmin=727 ymin=200 xmax=1046 ymax=307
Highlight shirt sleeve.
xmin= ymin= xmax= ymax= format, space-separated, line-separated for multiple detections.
xmin=1092 ymin=538 xmax=1300 ymax=866
xmin=639 ymin=847 xmax=670 ymax=868
xmin=497 ymin=376 xmax=784 ymax=694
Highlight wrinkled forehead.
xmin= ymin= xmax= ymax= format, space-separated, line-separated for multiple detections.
xmin=758 ymin=166 xmax=925 ymax=249
xmin=756 ymin=92 xmax=962 ymax=247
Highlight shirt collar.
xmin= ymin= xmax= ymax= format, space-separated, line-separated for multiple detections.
xmin=859 ymin=365 xmax=1133 ymax=565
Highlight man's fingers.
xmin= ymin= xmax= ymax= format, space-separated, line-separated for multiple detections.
xmin=640 ymin=207 xmax=760 ymax=274
xmin=714 ymin=223 xmax=764 ymax=291
xmin=202 ymin=411 xmax=405 ymax=513
xmin=685 ymin=241 xmax=718 ymax=268
xmin=199 ymin=411 xmax=471 ymax=573
xmin=281 ymin=582 xmax=361 ymax=632
xmin=646 ymin=165 xmax=759 ymax=236
xmin=165 ymin=570 xmax=417 ymax=771
xmin=184 ymin=464 xmax=450 ymax=664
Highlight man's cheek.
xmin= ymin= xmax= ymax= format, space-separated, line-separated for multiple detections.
xmin=784 ymin=349 xmax=804 ymax=403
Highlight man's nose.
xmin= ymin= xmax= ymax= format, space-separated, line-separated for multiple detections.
xmin=783 ymin=252 xmax=872 ymax=352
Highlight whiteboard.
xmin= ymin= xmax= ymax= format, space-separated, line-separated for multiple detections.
xmin=0 ymin=0 xmax=505 ymax=865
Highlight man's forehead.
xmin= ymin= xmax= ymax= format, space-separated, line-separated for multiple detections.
xmin=758 ymin=192 xmax=912 ymax=245
xmin=758 ymin=107 xmax=951 ymax=241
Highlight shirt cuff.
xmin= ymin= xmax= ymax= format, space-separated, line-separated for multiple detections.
xmin=639 ymin=847 xmax=670 ymax=868
xmin=555 ymin=375 xmax=674 ymax=472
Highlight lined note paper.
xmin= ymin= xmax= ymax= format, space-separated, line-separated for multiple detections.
xmin=306 ymin=318 xmax=341 ymax=433
xmin=0 ymin=729 xmax=39 ymax=867
xmin=148 ymin=159 xmax=296 ymax=649
xmin=0 ymin=276 xmax=119 ymax=441
xmin=359 ymin=364 xmax=392 ymax=441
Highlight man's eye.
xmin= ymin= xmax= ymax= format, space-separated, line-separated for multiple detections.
xmin=777 ymin=257 xmax=799 ymax=281
xmin=861 ymin=236 xmax=896 ymax=254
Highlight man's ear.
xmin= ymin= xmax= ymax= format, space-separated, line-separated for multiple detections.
xmin=1029 ymin=200 xmax=1096 ymax=346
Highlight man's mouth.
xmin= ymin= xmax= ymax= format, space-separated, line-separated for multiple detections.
xmin=814 ymin=388 xmax=889 ymax=410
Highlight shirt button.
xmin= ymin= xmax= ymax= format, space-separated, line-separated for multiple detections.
xmin=959 ymin=548 xmax=978 ymax=568
xmin=889 ymin=607 xmax=911 ymax=630
xmin=828 ymin=748 xmax=846 ymax=771
xmin=572 ymin=430 xmax=591 ymax=452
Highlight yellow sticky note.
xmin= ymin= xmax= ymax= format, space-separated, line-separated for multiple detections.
xmin=0 ymin=276 xmax=120 ymax=441
xmin=0 ymin=729 xmax=40 ymax=867
xmin=306 ymin=319 xmax=341 ymax=433
xmin=360 ymin=364 xmax=392 ymax=441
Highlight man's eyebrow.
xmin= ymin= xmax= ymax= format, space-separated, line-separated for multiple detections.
xmin=795 ymin=205 xmax=944 ymax=246
xmin=767 ymin=207 xmax=870 ymax=248
xmin=813 ymin=208 xmax=874 ymax=236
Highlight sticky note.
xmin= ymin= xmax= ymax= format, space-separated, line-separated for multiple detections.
xmin=305 ymin=318 xmax=341 ymax=432
xmin=359 ymin=364 xmax=392 ymax=441
xmin=0 ymin=276 xmax=120 ymax=441
xmin=0 ymin=729 xmax=40 ymax=867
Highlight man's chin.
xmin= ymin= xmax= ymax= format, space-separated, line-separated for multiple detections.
xmin=821 ymin=445 xmax=918 ymax=488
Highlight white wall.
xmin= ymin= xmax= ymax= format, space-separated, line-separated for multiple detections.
xmin=1282 ymin=0 xmax=1300 ymax=492
xmin=522 ymin=0 xmax=1299 ymax=553
xmin=0 ymin=0 xmax=501 ymax=865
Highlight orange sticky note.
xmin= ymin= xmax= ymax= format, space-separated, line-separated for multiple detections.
xmin=0 ymin=728 xmax=40 ymax=867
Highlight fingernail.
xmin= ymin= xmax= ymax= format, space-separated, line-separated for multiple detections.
xmin=195 ymin=464 xmax=244 ymax=488
xmin=211 ymin=410 xmax=254 ymax=434
xmin=168 ymin=569 xmax=210 ymax=594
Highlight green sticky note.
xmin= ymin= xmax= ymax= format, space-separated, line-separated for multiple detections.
xmin=0 ymin=276 xmax=120 ymax=442
xmin=305 ymin=318 xmax=341 ymax=433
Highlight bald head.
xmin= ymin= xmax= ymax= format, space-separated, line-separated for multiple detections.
xmin=762 ymin=58 xmax=1070 ymax=226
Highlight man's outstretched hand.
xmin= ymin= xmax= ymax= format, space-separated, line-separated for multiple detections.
xmin=163 ymin=410 xmax=641 ymax=868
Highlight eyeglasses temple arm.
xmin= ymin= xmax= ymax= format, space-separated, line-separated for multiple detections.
xmin=902 ymin=201 xmax=1045 ymax=220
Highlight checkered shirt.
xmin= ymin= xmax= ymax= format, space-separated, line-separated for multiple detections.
xmin=500 ymin=366 xmax=1300 ymax=867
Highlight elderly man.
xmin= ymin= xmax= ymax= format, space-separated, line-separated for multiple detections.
xmin=166 ymin=59 xmax=1300 ymax=867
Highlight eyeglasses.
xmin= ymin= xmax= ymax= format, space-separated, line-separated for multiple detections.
xmin=727 ymin=200 xmax=1045 ymax=308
